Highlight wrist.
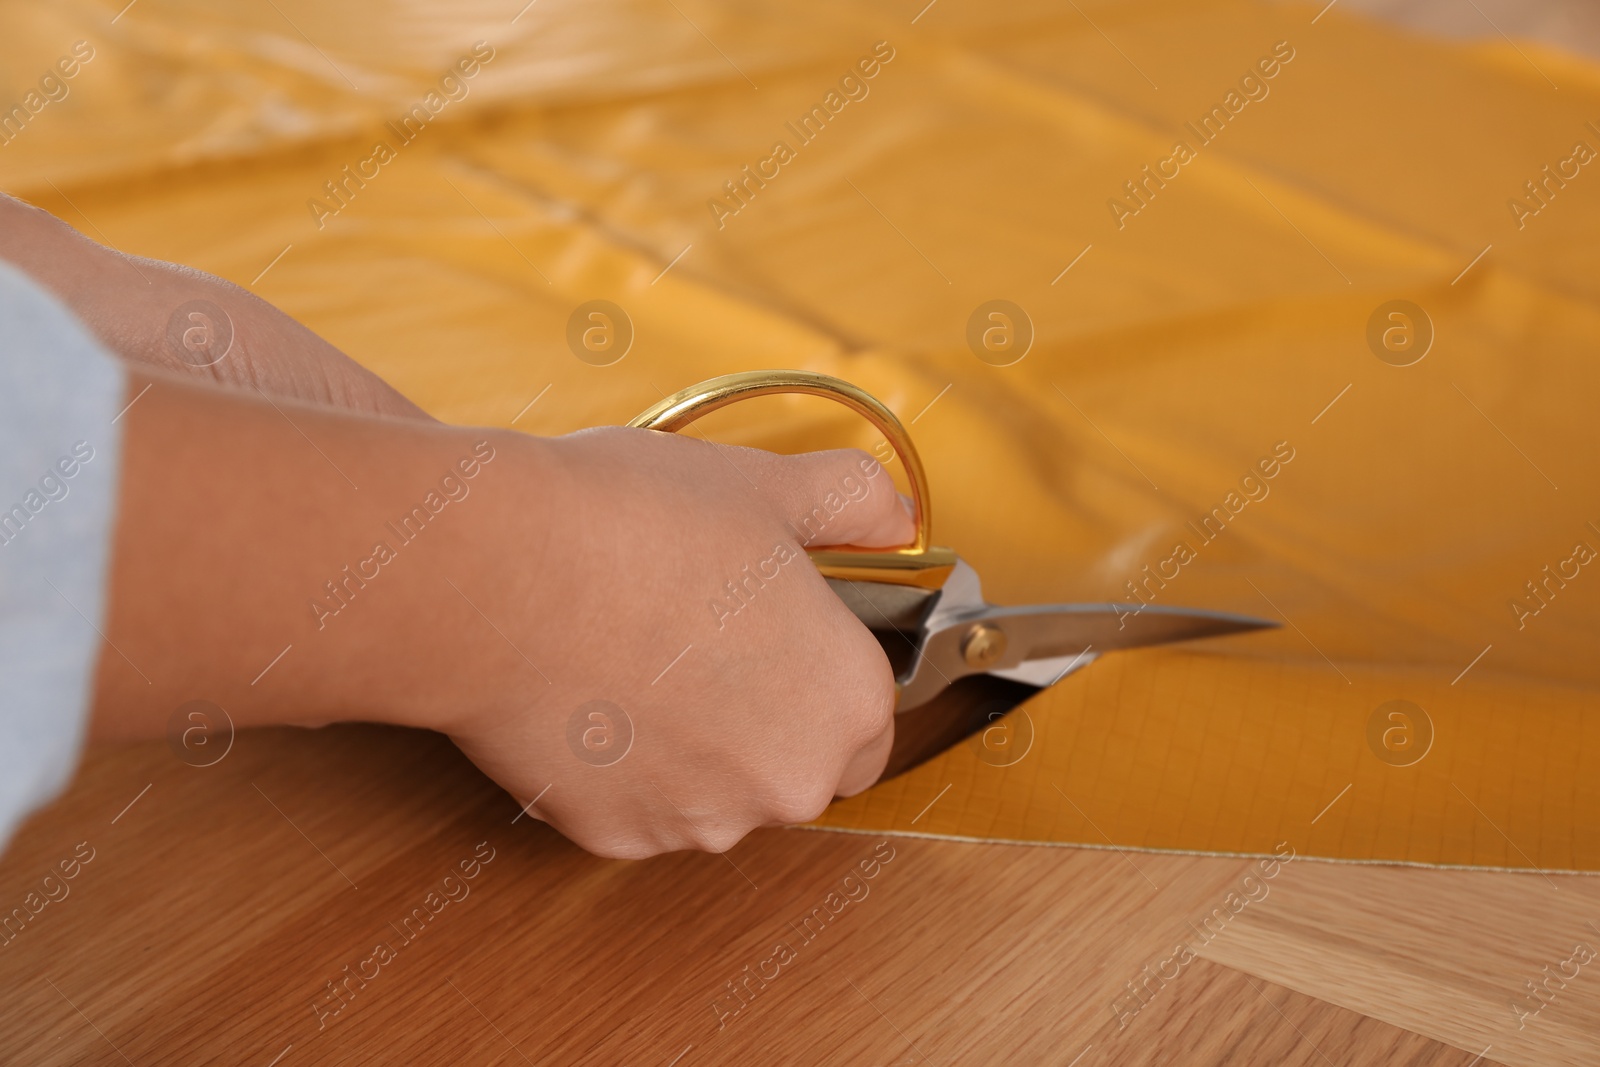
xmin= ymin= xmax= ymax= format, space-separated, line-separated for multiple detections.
xmin=349 ymin=425 xmax=564 ymax=735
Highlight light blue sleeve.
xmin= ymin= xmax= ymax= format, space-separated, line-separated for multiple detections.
xmin=0 ymin=260 xmax=127 ymax=851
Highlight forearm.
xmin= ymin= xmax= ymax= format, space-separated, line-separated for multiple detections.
xmin=91 ymin=367 xmax=537 ymax=740
xmin=0 ymin=193 xmax=428 ymax=421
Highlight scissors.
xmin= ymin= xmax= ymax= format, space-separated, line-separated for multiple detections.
xmin=631 ymin=370 xmax=1275 ymax=780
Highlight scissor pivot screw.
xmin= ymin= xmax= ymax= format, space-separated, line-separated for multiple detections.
xmin=960 ymin=622 xmax=1007 ymax=668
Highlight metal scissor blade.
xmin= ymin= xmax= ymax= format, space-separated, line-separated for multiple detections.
xmin=874 ymin=603 xmax=1276 ymax=782
xmin=980 ymin=601 xmax=1277 ymax=659
xmin=878 ymin=674 xmax=1042 ymax=784
xmin=895 ymin=601 xmax=1275 ymax=710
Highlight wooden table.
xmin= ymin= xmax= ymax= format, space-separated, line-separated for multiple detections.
xmin=2 ymin=723 xmax=1595 ymax=1065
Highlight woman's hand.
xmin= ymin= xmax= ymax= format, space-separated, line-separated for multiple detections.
xmin=442 ymin=427 xmax=914 ymax=858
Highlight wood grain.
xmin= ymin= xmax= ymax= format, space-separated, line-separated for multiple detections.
xmin=1101 ymin=959 xmax=1482 ymax=1066
xmin=0 ymin=723 xmax=1582 ymax=1065
xmin=1194 ymin=860 xmax=1600 ymax=1066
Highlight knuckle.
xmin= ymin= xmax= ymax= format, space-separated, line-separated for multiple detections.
xmin=840 ymin=447 xmax=877 ymax=474
xmin=692 ymin=822 xmax=749 ymax=854
xmin=842 ymin=647 xmax=897 ymax=746
xmin=582 ymin=833 xmax=657 ymax=860
xmin=767 ymin=782 xmax=833 ymax=825
xmin=805 ymin=448 xmax=875 ymax=494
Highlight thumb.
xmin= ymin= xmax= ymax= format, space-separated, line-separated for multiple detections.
xmin=762 ymin=448 xmax=916 ymax=549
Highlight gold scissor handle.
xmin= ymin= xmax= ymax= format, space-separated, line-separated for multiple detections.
xmin=628 ymin=370 xmax=956 ymax=589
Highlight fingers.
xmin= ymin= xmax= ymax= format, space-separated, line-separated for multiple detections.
xmin=829 ymin=638 xmax=898 ymax=798
xmin=757 ymin=448 xmax=916 ymax=549
xmin=743 ymin=445 xmax=905 ymax=800
xmin=835 ymin=715 xmax=894 ymax=797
